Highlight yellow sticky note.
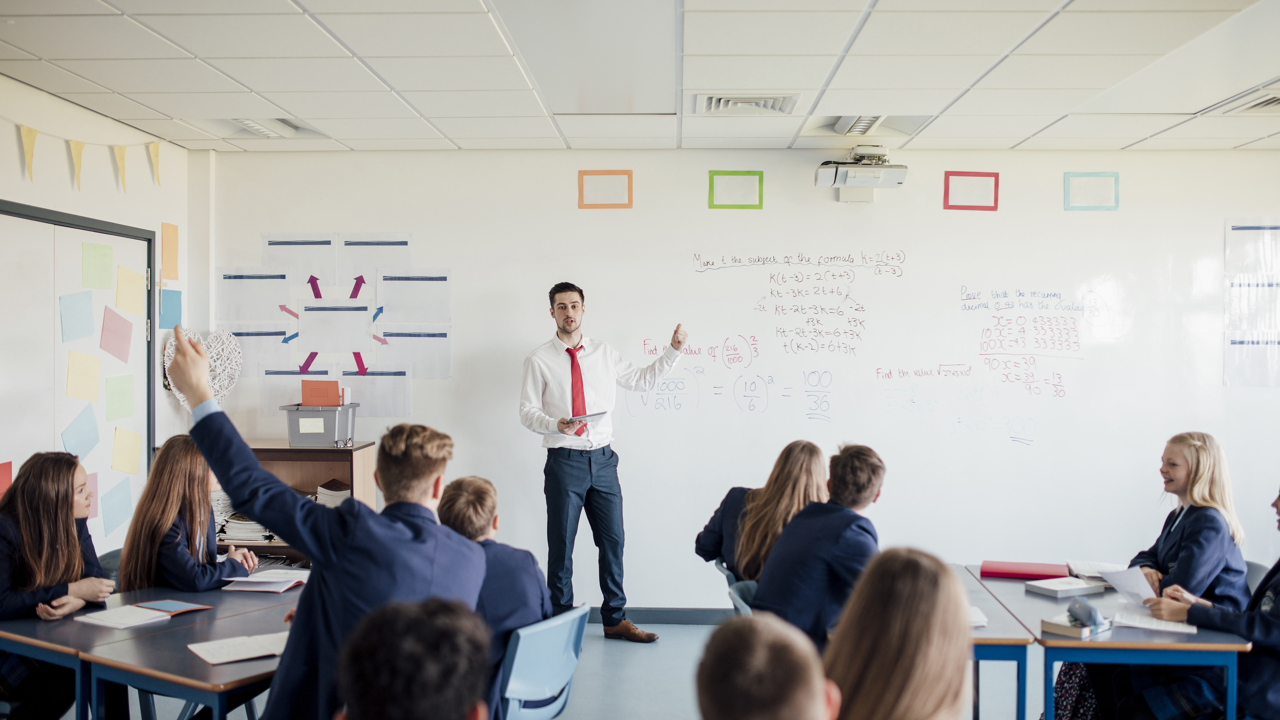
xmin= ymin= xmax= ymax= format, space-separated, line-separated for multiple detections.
xmin=116 ymin=266 xmax=146 ymax=317
xmin=111 ymin=427 xmax=142 ymax=475
xmin=161 ymin=223 xmax=179 ymax=281
xmin=67 ymin=351 xmax=100 ymax=402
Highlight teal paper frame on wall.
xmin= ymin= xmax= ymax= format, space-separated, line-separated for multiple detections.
xmin=1064 ymin=172 xmax=1120 ymax=211
xmin=708 ymin=170 xmax=764 ymax=209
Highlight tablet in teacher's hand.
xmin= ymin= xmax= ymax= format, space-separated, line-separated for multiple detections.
xmin=569 ymin=411 xmax=607 ymax=423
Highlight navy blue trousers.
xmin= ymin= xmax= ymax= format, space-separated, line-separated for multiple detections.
xmin=544 ymin=445 xmax=626 ymax=626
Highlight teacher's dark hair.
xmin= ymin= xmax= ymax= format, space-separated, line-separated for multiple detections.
xmin=549 ymin=282 xmax=584 ymax=307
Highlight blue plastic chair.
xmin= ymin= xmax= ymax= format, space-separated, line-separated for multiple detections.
xmin=495 ymin=605 xmax=590 ymax=720
xmin=712 ymin=557 xmax=736 ymax=587
xmin=728 ymin=580 xmax=756 ymax=617
xmin=1247 ymin=560 xmax=1270 ymax=595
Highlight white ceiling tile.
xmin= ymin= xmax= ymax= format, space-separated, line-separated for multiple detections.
xmin=0 ymin=41 xmax=35 ymax=60
xmin=341 ymin=138 xmax=458 ymax=150
xmin=1016 ymin=137 xmax=1134 ymax=149
xmin=792 ymin=135 xmax=908 ymax=149
xmin=365 ymin=57 xmax=528 ymax=91
xmin=684 ymin=12 xmax=860 ymax=55
xmin=1036 ymin=113 xmax=1190 ymax=138
xmin=113 ymin=0 xmax=300 ymax=12
xmin=51 ymin=59 xmax=244 ymax=93
xmin=0 ymin=16 xmax=188 ymax=59
xmin=59 ymin=92 xmax=168 ymax=119
xmin=553 ymin=115 xmax=676 ymax=137
xmin=685 ymin=0 xmax=868 ymax=9
xmin=136 ymin=15 xmax=348 ymax=58
xmin=207 ymin=59 xmax=385 ymax=92
xmin=454 ymin=138 xmax=564 ymax=149
xmin=946 ymin=88 xmax=1101 ymax=115
xmin=123 ymin=118 xmax=216 ymax=140
xmin=431 ymin=116 xmax=558 ymax=138
xmin=978 ymin=55 xmax=1161 ymax=89
xmin=0 ymin=61 xmax=106 ymax=93
xmin=816 ymin=88 xmax=957 ymax=115
xmin=905 ymin=136 xmax=1021 ymax=149
xmin=1238 ymin=136 xmax=1280 ymax=150
xmin=567 ymin=137 xmax=678 ymax=149
xmin=920 ymin=115 xmax=1057 ymax=137
xmin=171 ymin=139 xmax=244 ymax=151
xmin=262 ymin=92 xmax=417 ymax=118
xmin=875 ymin=0 xmax=1059 ymax=8
xmin=830 ymin=55 xmax=995 ymax=89
xmin=227 ymin=138 xmax=350 ymax=151
xmin=683 ymin=56 xmax=834 ymax=90
xmin=851 ymin=13 xmax=1045 ymax=55
xmin=401 ymin=90 xmax=543 ymax=117
xmin=316 ymin=13 xmax=508 ymax=57
xmin=1128 ymin=137 xmax=1248 ymax=149
xmin=681 ymin=137 xmax=792 ymax=148
xmin=1066 ymin=0 xmax=1258 ymax=10
xmin=1156 ymin=116 xmax=1280 ymax=138
xmin=0 ymin=0 xmax=116 ymax=14
xmin=1015 ymin=12 xmax=1236 ymax=55
xmin=124 ymin=92 xmax=289 ymax=118
xmin=305 ymin=118 xmax=443 ymax=139
xmin=302 ymin=0 xmax=486 ymax=11
xmin=681 ymin=116 xmax=803 ymax=137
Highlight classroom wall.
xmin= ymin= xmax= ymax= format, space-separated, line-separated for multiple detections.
xmin=209 ymin=146 xmax=1280 ymax=609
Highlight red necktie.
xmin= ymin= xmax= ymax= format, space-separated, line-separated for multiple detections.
xmin=566 ymin=346 xmax=587 ymax=437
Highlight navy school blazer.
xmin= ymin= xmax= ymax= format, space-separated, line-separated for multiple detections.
xmin=154 ymin=509 xmax=248 ymax=592
xmin=0 ymin=515 xmax=106 ymax=620
xmin=190 ymin=411 xmax=486 ymax=720
xmin=749 ymin=500 xmax=878 ymax=651
xmin=1188 ymin=558 xmax=1280 ymax=718
xmin=477 ymin=539 xmax=552 ymax=720
xmin=1129 ymin=505 xmax=1250 ymax=612
xmin=694 ymin=487 xmax=751 ymax=582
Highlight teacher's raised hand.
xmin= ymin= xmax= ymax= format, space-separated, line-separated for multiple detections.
xmin=671 ymin=323 xmax=688 ymax=351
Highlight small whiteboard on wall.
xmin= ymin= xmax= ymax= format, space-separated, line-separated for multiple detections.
xmin=578 ymin=170 xmax=632 ymax=209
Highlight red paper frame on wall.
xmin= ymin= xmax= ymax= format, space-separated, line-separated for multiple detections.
xmin=943 ymin=171 xmax=999 ymax=211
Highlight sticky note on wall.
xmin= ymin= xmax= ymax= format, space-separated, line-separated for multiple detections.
xmin=116 ymin=266 xmax=146 ymax=317
xmin=102 ymin=480 xmax=131 ymax=535
xmin=59 ymin=291 xmax=95 ymax=343
xmin=162 ymin=222 xmax=179 ymax=280
xmin=0 ymin=462 xmax=11 ymax=499
xmin=87 ymin=471 xmax=98 ymax=518
xmin=82 ymin=243 xmax=113 ymax=289
xmin=61 ymin=404 xmax=99 ymax=458
xmin=105 ymin=375 xmax=134 ymax=422
xmin=100 ymin=307 xmax=133 ymax=364
xmin=67 ymin=351 xmax=100 ymax=402
xmin=111 ymin=427 xmax=142 ymax=475
xmin=158 ymin=289 xmax=182 ymax=331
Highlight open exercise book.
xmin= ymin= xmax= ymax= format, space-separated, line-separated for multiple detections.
xmin=224 ymin=568 xmax=310 ymax=593
xmin=75 ymin=600 xmax=212 ymax=629
xmin=189 ymin=631 xmax=291 ymax=665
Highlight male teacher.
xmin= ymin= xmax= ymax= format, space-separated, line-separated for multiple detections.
xmin=520 ymin=281 xmax=687 ymax=643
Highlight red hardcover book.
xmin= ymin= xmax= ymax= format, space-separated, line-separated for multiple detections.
xmin=980 ymin=561 xmax=1070 ymax=580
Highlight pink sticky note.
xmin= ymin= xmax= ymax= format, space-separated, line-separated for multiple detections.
xmin=0 ymin=462 xmax=11 ymax=499
xmin=87 ymin=471 xmax=98 ymax=518
xmin=100 ymin=306 xmax=132 ymax=363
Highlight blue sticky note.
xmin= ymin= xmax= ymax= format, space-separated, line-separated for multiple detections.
xmin=101 ymin=480 xmax=132 ymax=536
xmin=158 ymin=289 xmax=182 ymax=332
xmin=59 ymin=291 xmax=95 ymax=343
xmin=61 ymin=404 xmax=99 ymax=459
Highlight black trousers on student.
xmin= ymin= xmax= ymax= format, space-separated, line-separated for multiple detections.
xmin=543 ymin=445 xmax=626 ymax=626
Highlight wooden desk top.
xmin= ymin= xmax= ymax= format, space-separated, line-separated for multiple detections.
xmin=954 ymin=565 xmax=1035 ymax=646
xmin=0 ymin=586 xmax=302 ymax=656
xmin=82 ymin=603 xmax=296 ymax=693
xmin=965 ymin=565 xmax=1252 ymax=652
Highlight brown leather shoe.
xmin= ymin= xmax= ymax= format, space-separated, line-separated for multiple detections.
xmin=603 ymin=619 xmax=658 ymax=643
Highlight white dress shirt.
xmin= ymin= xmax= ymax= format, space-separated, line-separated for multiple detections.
xmin=520 ymin=334 xmax=682 ymax=449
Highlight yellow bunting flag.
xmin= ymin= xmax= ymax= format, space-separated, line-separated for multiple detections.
xmin=69 ymin=140 xmax=85 ymax=190
xmin=148 ymin=142 xmax=160 ymax=185
xmin=20 ymin=125 xmax=37 ymax=181
xmin=113 ymin=145 xmax=126 ymax=192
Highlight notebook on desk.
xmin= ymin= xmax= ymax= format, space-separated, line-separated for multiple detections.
xmin=980 ymin=561 xmax=1070 ymax=580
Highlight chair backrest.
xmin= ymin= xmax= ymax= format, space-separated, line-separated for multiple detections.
xmin=728 ymin=580 xmax=757 ymax=617
xmin=497 ymin=605 xmax=590 ymax=720
xmin=98 ymin=549 xmax=122 ymax=583
xmin=1246 ymin=560 xmax=1270 ymax=595
xmin=713 ymin=557 xmax=736 ymax=586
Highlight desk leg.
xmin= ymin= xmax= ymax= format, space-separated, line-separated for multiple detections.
xmin=91 ymin=669 xmax=107 ymax=720
xmin=972 ymin=660 xmax=980 ymax=720
xmin=1043 ymin=652 xmax=1056 ymax=720
xmin=76 ymin=659 xmax=88 ymax=720
xmin=1226 ymin=654 xmax=1237 ymax=720
xmin=1016 ymin=652 xmax=1027 ymax=720
xmin=212 ymin=692 xmax=229 ymax=720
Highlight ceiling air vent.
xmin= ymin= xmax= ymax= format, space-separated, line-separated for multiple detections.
xmin=695 ymin=94 xmax=800 ymax=116
xmin=834 ymin=116 xmax=883 ymax=135
xmin=231 ymin=118 xmax=299 ymax=138
xmin=1234 ymin=95 xmax=1280 ymax=115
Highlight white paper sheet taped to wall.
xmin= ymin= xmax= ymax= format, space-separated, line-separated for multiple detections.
xmin=375 ymin=325 xmax=451 ymax=379
xmin=1224 ymin=331 xmax=1280 ymax=387
xmin=376 ymin=268 xmax=450 ymax=323
xmin=338 ymin=234 xmax=411 ymax=298
xmin=341 ymin=365 xmax=411 ymax=417
xmin=298 ymin=302 xmax=373 ymax=353
xmin=220 ymin=324 xmax=293 ymax=377
xmin=1224 ymin=221 xmax=1280 ymax=386
xmin=263 ymin=233 xmax=336 ymax=286
xmin=217 ymin=268 xmax=292 ymax=322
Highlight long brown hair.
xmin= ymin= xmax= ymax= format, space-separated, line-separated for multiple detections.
xmin=0 ymin=452 xmax=85 ymax=590
xmin=734 ymin=440 xmax=827 ymax=581
xmin=825 ymin=548 xmax=970 ymax=720
xmin=119 ymin=436 xmax=212 ymax=592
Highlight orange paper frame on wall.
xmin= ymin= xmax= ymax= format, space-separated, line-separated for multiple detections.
xmin=578 ymin=170 xmax=633 ymax=209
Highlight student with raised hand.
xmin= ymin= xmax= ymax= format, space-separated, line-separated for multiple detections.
xmin=437 ymin=476 xmax=552 ymax=720
xmin=696 ymin=613 xmax=842 ymax=720
xmin=750 ymin=445 xmax=882 ymax=650
xmin=119 ymin=435 xmax=258 ymax=592
xmin=824 ymin=548 xmax=970 ymax=720
xmin=165 ymin=326 xmax=485 ymax=720
xmin=695 ymin=440 xmax=827 ymax=582
xmin=337 ymin=599 xmax=491 ymax=720
xmin=0 ymin=452 xmax=116 ymax=720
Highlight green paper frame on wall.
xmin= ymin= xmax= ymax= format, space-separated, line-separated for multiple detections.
xmin=1064 ymin=172 xmax=1119 ymax=211
xmin=708 ymin=170 xmax=764 ymax=209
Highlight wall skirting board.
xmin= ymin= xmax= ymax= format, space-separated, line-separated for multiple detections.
xmin=587 ymin=607 xmax=733 ymax=625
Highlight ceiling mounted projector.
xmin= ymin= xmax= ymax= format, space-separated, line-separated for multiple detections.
xmin=815 ymin=146 xmax=907 ymax=203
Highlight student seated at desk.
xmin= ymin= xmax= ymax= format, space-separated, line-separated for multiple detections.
xmin=750 ymin=445 xmax=882 ymax=651
xmin=824 ymin=548 xmax=970 ymax=720
xmin=696 ymin=613 xmax=841 ymax=720
xmin=695 ymin=440 xmax=827 ymax=582
xmin=337 ymin=599 xmax=491 ymax=720
xmin=118 ymin=435 xmax=259 ymax=592
xmin=166 ymin=326 xmax=485 ymax=720
xmin=0 ymin=452 xmax=116 ymax=720
xmin=438 ymin=476 xmax=552 ymax=720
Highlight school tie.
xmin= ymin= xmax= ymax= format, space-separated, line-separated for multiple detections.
xmin=566 ymin=346 xmax=587 ymax=437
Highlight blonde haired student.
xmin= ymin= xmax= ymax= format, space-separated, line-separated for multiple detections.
xmin=824 ymin=548 xmax=970 ymax=720
xmin=695 ymin=440 xmax=827 ymax=582
xmin=119 ymin=435 xmax=258 ymax=593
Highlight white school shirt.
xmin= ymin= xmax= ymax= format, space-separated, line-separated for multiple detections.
xmin=520 ymin=334 xmax=682 ymax=450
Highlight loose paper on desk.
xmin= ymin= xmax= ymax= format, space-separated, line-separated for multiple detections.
xmin=1113 ymin=603 xmax=1197 ymax=634
xmin=1067 ymin=560 xmax=1127 ymax=579
xmin=969 ymin=606 xmax=988 ymax=628
xmin=75 ymin=605 xmax=170 ymax=630
xmin=1099 ymin=567 xmax=1156 ymax=607
xmin=189 ymin=630 xmax=290 ymax=665
xmin=240 ymin=569 xmax=310 ymax=583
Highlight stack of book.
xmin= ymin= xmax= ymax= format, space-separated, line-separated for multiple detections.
xmin=317 ymin=479 xmax=352 ymax=508
xmin=211 ymin=491 xmax=234 ymax=533
xmin=1042 ymin=613 xmax=1113 ymax=639
xmin=220 ymin=512 xmax=273 ymax=543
